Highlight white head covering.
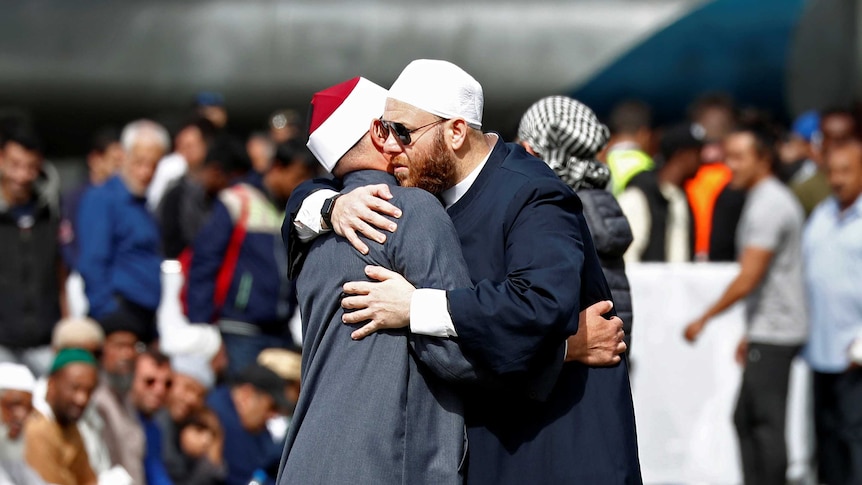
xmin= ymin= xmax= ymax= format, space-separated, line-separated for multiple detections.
xmin=388 ymin=59 xmax=483 ymax=129
xmin=306 ymin=77 xmax=389 ymax=172
xmin=160 ymin=324 xmax=222 ymax=362
xmin=0 ymin=363 xmax=35 ymax=393
xmin=170 ymin=353 xmax=215 ymax=389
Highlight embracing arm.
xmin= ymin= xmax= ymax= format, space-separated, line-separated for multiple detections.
xmin=285 ymin=178 xmax=403 ymax=278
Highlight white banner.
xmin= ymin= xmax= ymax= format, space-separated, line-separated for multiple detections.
xmin=628 ymin=263 xmax=813 ymax=485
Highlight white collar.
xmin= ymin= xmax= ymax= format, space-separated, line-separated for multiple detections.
xmin=441 ymin=134 xmax=497 ymax=208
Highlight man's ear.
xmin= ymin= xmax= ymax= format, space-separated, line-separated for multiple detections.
xmin=449 ymin=118 xmax=470 ymax=151
xmin=519 ymin=140 xmax=537 ymax=157
xmin=368 ymin=120 xmax=385 ymax=151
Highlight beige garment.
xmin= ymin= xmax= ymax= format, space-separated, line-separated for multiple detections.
xmin=23 ymin=411 xmax=96 ymax=485
xmin=91 ymin=383 xmax=146 ymax=485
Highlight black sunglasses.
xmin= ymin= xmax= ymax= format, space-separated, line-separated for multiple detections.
xmin=375 ymin=117 xmax=447 ymax=145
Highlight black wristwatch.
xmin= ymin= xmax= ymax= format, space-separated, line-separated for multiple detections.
xmin=321 ymin=194 xmax=342 ymax=230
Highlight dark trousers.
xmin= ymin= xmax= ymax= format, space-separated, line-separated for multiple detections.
xmin=813 ymin=369 xmax=862 ymax=485
xmin=733 ymin=342 xmax=800 ymax=485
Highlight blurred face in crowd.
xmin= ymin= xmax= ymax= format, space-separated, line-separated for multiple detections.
xmin=122 ymin=138 xmax=165 ymax=196
xmin=88 ymin=141 xmax=124 ymax=185
xmin=246 ymin=134 xmax=274 ymax=173
xmin=672 ymin=147 xmax=703 ymax=182
xmin=725 ymin=131 xmax=770 ymax=190
xmin=820 ymin=113 xmax=858 ymax=157
xmin=199 ymin=105 xmax=227 ymax=130
xmin=233 ymin=384 xmax=276 ymax=433
xmin=176 ymin=126 xmax=208 ymax=171
xmin=696 ymin=107 xmax=735 ymax=164
xmin=180 ymin=423 xmax=216 ymax=458
xmin=101 ymin=331 xmax=139 ymax=392
xmin=0 ymin=141 xmax=42 ymax=206
xmin=0 ymin=389 xmax=33 ymax=440
xmin=778 ymin=134 xmax=811 ymax=166
xmin=167 ymin=373 xmax=207 ymax=423
xmin=131 ymin=354 xmax=172 ymax=417
xmin=46 ymin=364 xmax=99 ymax=427
xmin=378 ymin=99 xmax=457 ymax=195
xmin=827 ymin=142 xmax=862 ymax=211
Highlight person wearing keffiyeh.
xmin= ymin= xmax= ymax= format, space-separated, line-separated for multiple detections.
xmin=518 ymin=95 xmax=635 ymax=351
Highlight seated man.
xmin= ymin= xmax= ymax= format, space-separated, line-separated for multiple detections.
xmin=24 ymin=349 xmax=99 ymax=485
xmin=0 ymin=363 xmax=45 ymax=485
xmin=207 ymin=364 xmax=286 ymax=485
xmin=156 ymin=353 xmax=224 ymax=484
xmin=91 ymin=326 xmax=146 ymax=485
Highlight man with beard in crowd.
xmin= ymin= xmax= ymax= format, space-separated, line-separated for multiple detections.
xmin=24 ymin=349 xmax=99 ymax=485
xmin=91 ymin=327 xmax=145 ymax=484
xmin=155 ymin=353 xmax=224 ymax=484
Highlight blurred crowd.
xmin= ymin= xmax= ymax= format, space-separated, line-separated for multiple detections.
xmin=0 ymin=86 xmax=860 ymax=485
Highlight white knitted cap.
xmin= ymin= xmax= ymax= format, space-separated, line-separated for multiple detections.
xmin=388 ymin=59 xmax=483 ymax=129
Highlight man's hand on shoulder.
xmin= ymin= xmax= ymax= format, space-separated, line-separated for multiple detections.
xmin=565 ymin=300 xmax=626 ymax=366
xmin=331 ymin=184 xmax=402 ymax=255
xmin=341 ymin=265 xmax=414 ymax=339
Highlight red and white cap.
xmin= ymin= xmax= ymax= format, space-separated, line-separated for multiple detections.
xmin=307 ymin=77 xmax=388 ymax=172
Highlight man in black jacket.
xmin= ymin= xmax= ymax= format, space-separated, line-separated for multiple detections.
xmin=0 ymin=128 xmax=64 ymax=376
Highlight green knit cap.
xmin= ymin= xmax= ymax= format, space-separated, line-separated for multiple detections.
xmin=49 ymin=348 xmax=98 ymax=375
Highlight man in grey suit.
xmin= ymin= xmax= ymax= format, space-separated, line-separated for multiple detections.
xmin=277 ymin=77 xmax=482 ymax=484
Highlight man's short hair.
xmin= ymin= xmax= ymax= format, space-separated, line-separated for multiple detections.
xmin=90 ymin=127 xmax=121 ymax=154
xmin=3 ymin=126 xmax=43 ymax=154
xmin=688 ymin=93 xmax=736 ymax=123
xmin=204 ymin=135 xmax=250 ymax=174
xmin=731 ymin=120 xmax=779 ymax=169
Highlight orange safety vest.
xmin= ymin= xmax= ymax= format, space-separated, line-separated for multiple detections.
xmin=685 ymin=162 xmax=732 ymax=257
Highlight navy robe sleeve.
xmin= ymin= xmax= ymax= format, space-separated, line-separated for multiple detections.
xmin=283 ymin=178 xmax=342 ymax=280
xmin=447 ymin=178 xmax=584 ymax=378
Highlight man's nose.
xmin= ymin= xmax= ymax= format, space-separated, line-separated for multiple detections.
xmin=381 ymin=133 xmax=403 ymax=154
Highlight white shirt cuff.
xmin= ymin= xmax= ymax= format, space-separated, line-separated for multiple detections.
xmin=409 ymin=289 xmax=457 ymax=337
xmin=293 ymin=189 xmax=339 ymax=242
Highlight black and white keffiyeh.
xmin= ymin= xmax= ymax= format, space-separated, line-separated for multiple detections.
xmin=517 ymin=96 xmax=611 ymax=191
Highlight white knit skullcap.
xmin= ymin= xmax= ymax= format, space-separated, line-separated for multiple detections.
xmin=0 ymin=363 xmax=35 ymax=393
xmin=388 ymin=59 xmax=483 ymax=129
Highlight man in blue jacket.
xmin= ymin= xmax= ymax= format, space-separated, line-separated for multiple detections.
xmin=78 ymin=119 xmax=170 ymax=343
xmin=287 ymin=60 xmax=640 ymax=484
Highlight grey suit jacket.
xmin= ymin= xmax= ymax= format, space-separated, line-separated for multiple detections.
xmin=278 ymin=170 xmax=479 ymax=485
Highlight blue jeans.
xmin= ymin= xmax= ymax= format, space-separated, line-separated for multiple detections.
xmin=220 ymin=330 xmax=292 ymax=377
